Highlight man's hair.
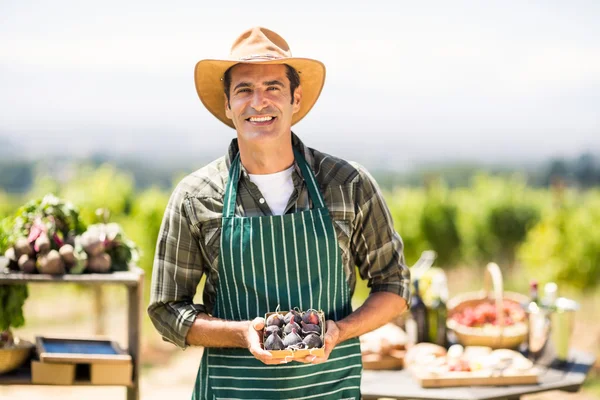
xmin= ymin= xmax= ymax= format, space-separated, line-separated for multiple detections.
xmin=223 ymin=64 xmax=300 ymax=107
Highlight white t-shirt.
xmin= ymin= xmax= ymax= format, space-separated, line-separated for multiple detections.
xmin=248 ymin=166 xmax=295 ymax=216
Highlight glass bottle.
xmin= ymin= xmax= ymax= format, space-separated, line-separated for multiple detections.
xmin=410 ymin=279 xmax=429 ymax=343
xmin=427 ymin=274 xmax=448 ymax=347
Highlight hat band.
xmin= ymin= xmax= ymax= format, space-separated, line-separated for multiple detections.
xmin=238 ymin=54 xmax=284 ymax=61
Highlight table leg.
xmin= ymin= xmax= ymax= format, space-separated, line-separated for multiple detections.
xmin=127 ymin=279 xmax=143 ymax=400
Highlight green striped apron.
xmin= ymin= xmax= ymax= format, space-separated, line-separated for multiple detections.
xmin=192 ymin=149 xmax=362 ymax=400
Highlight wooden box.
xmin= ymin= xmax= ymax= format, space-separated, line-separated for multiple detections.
xmin=31 ymin=360 xmax=75 ymax=385
xmin=263 ymin=310 xmax=326 ymax=359
xmin=34 ymin=336 xmax=132 ymax=385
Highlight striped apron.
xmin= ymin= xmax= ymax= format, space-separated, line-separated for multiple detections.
xmin=192 ymin=149 xmax=362 ymax=400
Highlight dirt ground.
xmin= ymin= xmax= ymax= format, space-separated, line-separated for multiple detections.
xmin=1 ymin=280 xmax=598 ymax=400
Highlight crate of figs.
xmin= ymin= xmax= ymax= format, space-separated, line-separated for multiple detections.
xmin=263 ymin=308 xmax=325 ymax=359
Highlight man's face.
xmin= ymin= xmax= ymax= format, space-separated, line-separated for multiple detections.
xmin=225 ymin=64 xmax=302 ymax=145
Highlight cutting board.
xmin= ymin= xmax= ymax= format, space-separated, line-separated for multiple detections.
xmin=362 ymin=350 xmax=405 ymax=370
xmin=411 ymin=367 xmax=539 ymax=388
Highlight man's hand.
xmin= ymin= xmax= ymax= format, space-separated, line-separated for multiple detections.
xmin=246 ymin=317 xmax=292 ymax=365
xmin=296 ymin=320 xmax=340 ymax=364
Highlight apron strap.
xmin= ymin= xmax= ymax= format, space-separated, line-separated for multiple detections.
xmin=293 ymin=148 xmax=326 ymax=209
xmin=223 ymin=148 xmax=325 ymax=218
xmin=223 ymin=153 xmax=242 ymax=218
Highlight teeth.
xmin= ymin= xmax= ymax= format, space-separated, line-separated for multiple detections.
xmin=249 ymin=116 xmax=273 ymax=122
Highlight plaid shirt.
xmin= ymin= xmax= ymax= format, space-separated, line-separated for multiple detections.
xmin=148 ymin=133 xmax=411 ymax=349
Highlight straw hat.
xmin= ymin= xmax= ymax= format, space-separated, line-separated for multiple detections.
xmin=194 ymin=27 xmax=326 ymax=129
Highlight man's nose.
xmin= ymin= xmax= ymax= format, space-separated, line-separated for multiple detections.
xmin=250 ymin=90 xmax=268 ymax=111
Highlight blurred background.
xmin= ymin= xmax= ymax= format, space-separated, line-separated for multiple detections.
xmin=1 ymin=0 xmax=599 ymax=398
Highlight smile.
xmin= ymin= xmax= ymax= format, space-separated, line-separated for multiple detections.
xmin=247 ymin=116 xmax=275 ymax=122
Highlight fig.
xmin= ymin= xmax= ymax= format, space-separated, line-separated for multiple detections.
xmin=284 ymin=310 xmax=302 ymax=325
xmin=266 ymin=313 xmax=284 ymax=328
xmin=87 ymin=253 xmax=112 ymax=273
xmin=302 ymin=309 xmax=320 ymax=325
xmin=283 ymin=329 xmax=302 ymax=348
xmin=18 ymin=254 xmax=36 ymax=274
xmin=59 ymin=244 xmax=76 ymax=266
xmin=264 ymin=325 xmax=280 ymax=339
xmin=283 ymin=321 xmax=300 ymax=335
xmin=14 ymin=238 xmax=33 ymax=258
xmin=37 ymin=250 xmax=65 ymax=275
xmin=301 ymin=322 xmax=321 ymax=336
xmin=35 ymin=234 xmax=51 ymax=254
xmin=302 ymin=333 xmax=323 ymax=349
xmin=264 ymin=333 xmax=285 ymax=351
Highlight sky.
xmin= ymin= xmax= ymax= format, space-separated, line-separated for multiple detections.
xmin=1 ymin=0 xmax=599 ymax=169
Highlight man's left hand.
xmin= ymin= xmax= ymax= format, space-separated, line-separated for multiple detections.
xmin=296 ymin=320 xmax=340 ymax=364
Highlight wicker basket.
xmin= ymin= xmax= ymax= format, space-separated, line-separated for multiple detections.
xmin=0 ymin=339 xmax=34 ymax=374
xmin=446 ymin=263 xmax=529 ymax=349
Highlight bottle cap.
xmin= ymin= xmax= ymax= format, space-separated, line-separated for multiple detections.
xmin=530 ymin=280 xmax=538 ymax=289
xmin=543 ymin=282 xmax=558 ymax=304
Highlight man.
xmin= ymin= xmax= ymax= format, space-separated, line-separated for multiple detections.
xmin=148 ymin=26 xmax=411 ymax=400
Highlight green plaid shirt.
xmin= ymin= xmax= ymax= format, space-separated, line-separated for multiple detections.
xmin=148 ymin=133 xmax=411 ymax=348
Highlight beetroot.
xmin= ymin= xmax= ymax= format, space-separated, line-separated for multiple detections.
xmin=18 ymin=254 xmax=36 ymax=274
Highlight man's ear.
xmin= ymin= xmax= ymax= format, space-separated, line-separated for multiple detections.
xmin=292 ymin=85 xmax=302 ymax=114
xmin=224 ymin=95 xmax=232 ymax=119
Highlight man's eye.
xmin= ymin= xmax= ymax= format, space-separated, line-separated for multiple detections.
xmin=237 ymin=88 xmax=251 ymax=94
xmin=267 ymin=86 xmax=279 ymax=91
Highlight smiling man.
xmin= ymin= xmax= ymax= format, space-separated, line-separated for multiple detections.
xmin=148 ymin=27 xmax=411 ymax=400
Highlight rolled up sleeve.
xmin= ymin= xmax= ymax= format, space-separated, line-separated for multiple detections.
xmin=147 ymin=185 xmax=206 ymax=349
xmin=351 ymin=165 xmax=411 ymax=303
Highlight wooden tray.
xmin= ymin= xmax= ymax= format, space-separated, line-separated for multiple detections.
xmin=410 ymin=366 xmax=539 ymax=388
xmin=362 ymin=350 xmax=405 ymax=370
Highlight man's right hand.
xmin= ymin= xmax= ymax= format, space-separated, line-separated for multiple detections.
xmin=246 ymin=317 xmax=291 ymax=365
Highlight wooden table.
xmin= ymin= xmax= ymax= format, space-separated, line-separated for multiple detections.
xmin=361 ymin=349 xmax=596 ymax=400
xmin=0 ymin=266 xmax=144 ymax=400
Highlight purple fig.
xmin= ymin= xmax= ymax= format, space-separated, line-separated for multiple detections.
xmin=283 ymin=329 xmax=303 ymax=348
xmin=302 ymin=309 xmax=320 ymax=325
xmin=283 ymin=321 xmax=301 ymax=335
xmin=302 ymin=333 xmax=323 ymax=349
xmin=264 ymin=325 xmax=280 ymax=339
xmin=264 ymin=333 xmax=285 ymax=351
xmin=284 ymin=310 xmax=302 ymax=325
xmin=266 ymin=313 xmax=284 ymax=328
xmin=301 ymin=322 xmax=321 ymax=336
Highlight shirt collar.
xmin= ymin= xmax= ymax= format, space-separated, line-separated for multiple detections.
xmin=225 ymin=132 xmax=314 ymax=179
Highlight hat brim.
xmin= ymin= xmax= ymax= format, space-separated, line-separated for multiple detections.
xmin=194 ymin=58 xmax=326 ymax=129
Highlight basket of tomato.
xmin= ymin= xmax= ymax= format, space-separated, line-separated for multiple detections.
xmin=446 ymin=263 xmax=529 ymax=349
